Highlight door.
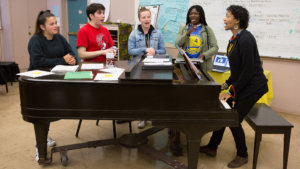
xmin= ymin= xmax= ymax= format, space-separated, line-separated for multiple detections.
xmin=9 ymin=0 xmax=46 ymax=70
xmin=67 ymin=0 xmax=88 ymax=62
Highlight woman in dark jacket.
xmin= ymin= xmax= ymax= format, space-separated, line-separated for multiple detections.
xmin=199 ymin=5 xmax=268 ymax=168
xmin=28 ymin=10 xmax=77 ymax=162
xmin=28 ymin=11 xmax=76 ymax=71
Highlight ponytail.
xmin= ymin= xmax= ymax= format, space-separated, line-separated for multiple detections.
xmin=34 ymin=10 xmax=55 ymax=35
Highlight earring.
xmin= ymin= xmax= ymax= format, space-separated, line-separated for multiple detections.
xmin=234 ymin=25 xmax=238 ymax=29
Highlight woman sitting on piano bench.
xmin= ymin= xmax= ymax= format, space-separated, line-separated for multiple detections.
xmin=128 ymin=7 xmax=166 ymax=129
xmin=199 ymin=5 xmax=268 ymax=168
xmin=28 ymin=10 xmax=77 ymax=161
xmin=175 ymin=5 xmax=218 ymax=71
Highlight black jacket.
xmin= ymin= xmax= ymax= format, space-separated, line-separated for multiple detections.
xmin=138 ymin=24 xmax=155 ymax=48
xmin=28 ymin=34 xmax=76 ymax=71
xmin=226 ymin=30 xmax=268 ymax=101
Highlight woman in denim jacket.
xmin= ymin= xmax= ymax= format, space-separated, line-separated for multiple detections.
xmin=128 ymin=7 xmax=166 ymax=56
xmin=128 ymin=7 xmax=166 ymax=129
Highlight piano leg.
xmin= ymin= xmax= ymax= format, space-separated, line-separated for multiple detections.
xmin=171 ymin=131 xmax=183 ymax=156
xmin=34 ymin=123 xmax=48 ymax=162
xmin=187 ymin=139 xmax=201 ymax=169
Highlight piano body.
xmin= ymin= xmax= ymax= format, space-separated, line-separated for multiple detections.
xmin=19 ymin=53 xmax=238 ymax=169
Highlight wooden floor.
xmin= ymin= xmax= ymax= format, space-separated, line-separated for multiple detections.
xmin=1 ymin=82 xmax=300 ymax=169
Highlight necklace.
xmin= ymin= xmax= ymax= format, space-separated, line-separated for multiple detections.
xmin=229 ymin=30 xmax=242 ymax=42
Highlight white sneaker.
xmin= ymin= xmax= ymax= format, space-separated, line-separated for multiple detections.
xmin=138 ymin=121 xmax=147 ymax=129
xmin=35 ymin=148 xmax=39 ymax=161
xmin=47 ymin=136 xmax=56 ymax=147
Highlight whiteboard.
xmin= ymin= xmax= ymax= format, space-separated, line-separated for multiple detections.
xmin=188 ymin=0 xmax=300 ymax=59
xmin=135 ymin=0 xmax=300 ymax=59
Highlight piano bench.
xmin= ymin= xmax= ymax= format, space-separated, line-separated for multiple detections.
xmin=245 ymin=103 xmax=293 ymax=169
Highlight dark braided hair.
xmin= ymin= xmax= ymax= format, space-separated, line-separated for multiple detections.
xmin=227 ymin=5 xmax=250 ymax=29
xmin=186 ymin=5 xmax=208 ymax=26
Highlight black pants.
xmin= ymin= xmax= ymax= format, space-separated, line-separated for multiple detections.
xmin=207 ymin=92 xmax=264 ymax=157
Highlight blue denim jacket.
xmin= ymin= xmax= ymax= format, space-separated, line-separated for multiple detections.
xmin=128 ymin=28 xmax=166 ymax=56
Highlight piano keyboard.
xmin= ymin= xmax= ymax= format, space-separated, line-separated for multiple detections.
xmin=220 ymin=100 xmax=231 ymax=109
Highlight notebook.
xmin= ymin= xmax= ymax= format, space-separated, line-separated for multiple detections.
xmin=212 ymin=55 xmax=230 ymax=72
xmin=64 ymin=71 xmax=93 ymax=80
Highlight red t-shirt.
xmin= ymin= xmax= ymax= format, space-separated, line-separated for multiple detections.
xmin=77 ymin=23 xmax=114 ymax=62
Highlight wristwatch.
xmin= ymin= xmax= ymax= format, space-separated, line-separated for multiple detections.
xmin=222 ymin=82 xmax=229 ymax=90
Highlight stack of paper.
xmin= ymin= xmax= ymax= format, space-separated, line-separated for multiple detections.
xmin=64 ymin=71 xmax=93 ymax=80
xmin=94 ymin=68 xmax=125 ymax=81
xmin=17 ymin=70 xmax=54 ymax=78
xmin=81 ymin=64 xmax=103 ymax=70
xmin=51 ymin=65 xmax=79 ymax=73
xmin=143 ymin=58 xmax=170 ymax=63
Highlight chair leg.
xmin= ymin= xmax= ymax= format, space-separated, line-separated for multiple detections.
xmin=7 ymin=66 xmax=13 ymax=86
xmin=5 ymin=82 xmax=8 ymax=93
xmin=96 ymin=120 xmax=99 ymax=126
xmin=113 ymin=120 xmax=116 ymax=138
xmin=253 ymin=130 xmax=262 ymax=169
xmin=129 ymin=121 xmax=132 ymax=133
xmin=76 ymin=119 xmax=82 ymax=137
xmin=283 ymin=128 xmax=291 ymax=169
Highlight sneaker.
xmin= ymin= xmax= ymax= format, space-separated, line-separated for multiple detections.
xmin=137 ymin=121 xmax=147 ymax=129
xmin=199 ymin=145 xmax=217 ymax=157
xmin=35 ymin=148 xmax=39 ymax=162
xmin=47 ymin=136 xmax=56 ymax=147
xmin=228 ymin=156 xmax=248 ymax=168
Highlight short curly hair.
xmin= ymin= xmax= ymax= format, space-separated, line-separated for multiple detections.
xmin=227 ymin=5 xmax=250 ymax=29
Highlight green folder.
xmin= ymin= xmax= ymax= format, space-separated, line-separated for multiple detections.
xmin=64 ymin=71 xmax=93 ymax=80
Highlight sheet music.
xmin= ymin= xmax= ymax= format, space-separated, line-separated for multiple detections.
xmin=144 ymin=62 xmax=172 ymax=65
xmin=17 ymin=70 xmax=54 ymax=78
xmin=143 ymin=58 xmax=170 ymax=63
xmin=94 ymin=68 xmax=125 ymax=81
xmin=179 ymin=48 xmax=201 ymax=80
xmin=81 ymin=64 xmax=104 ymax=70
xmin=51 ymin=65 xmax=79 ymax=72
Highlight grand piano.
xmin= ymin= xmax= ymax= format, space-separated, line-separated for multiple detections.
xmin=19 ymin=49 xmax=238 ymax=169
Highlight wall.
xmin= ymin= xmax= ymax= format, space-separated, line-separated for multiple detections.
xmin=0 ymin=30 xmax=3 ymax=61
xmin=107 ymin=0 xmax=135 ymax=24
xmin=0 ymin=0 xmax=14 ymax=61
xmin=9 ymin=0 xmax=47 ymax=70
xmin=0 ymin=0 xmax=47 ymax=70
xmin=47 ymin=0 xmax=68 ymax=39
xmin=261 ymin=58 xmax=300 ymax=116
